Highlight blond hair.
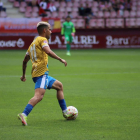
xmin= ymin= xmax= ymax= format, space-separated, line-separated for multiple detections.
xmin=37 ymin=21 xmax=50 ymax=28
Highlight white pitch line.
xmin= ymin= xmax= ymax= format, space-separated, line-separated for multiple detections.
xmin=0 ymin=72 xmax=139 ymax=78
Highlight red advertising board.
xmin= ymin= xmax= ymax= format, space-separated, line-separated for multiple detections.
xmin=0 ymin=29 xmax=140 ymax=50
xmin=106 ymin=35 xmax=140 ymax=48
xmin=0 ymin=36 xmax=34 ymax=50
xmin=0 ymin=35 xmax=105 ymax=50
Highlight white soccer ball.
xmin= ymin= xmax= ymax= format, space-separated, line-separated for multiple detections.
xmin=66 ymin=106 xmax=78 ymax=120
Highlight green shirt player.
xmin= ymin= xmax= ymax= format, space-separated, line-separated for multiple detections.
xmin=61 ymin=16 xmax=76 ymax=56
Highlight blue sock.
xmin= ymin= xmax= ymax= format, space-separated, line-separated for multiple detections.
xmin=58 ymin=99 xmax=67 ymax=111
xmin=23 ymin=104 xmax=33 ymax=116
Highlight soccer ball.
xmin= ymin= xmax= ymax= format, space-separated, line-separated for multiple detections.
xmin=66 ymin=106 xmax=78 ymax=120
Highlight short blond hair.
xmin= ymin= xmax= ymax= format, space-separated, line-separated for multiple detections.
xmin=37 ymin=21 xmax=50 ymax=28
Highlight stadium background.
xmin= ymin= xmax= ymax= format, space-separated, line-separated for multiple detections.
xmin=0 ymin=0 xmax=140 ymax=49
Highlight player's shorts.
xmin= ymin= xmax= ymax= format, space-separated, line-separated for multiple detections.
xmin=32 ymin=74 xmax=56 ymax=90
xmin=65 ymin=34 xmax=73 ymax=43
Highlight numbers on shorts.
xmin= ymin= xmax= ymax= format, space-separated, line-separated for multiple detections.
xmin=30 ymin=44 xmax=37 ymax=62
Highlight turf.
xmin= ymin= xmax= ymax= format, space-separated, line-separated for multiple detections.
xmin=0 ymin=49 xmax=140 ymax=140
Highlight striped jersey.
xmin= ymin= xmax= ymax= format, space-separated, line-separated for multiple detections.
xmin=26 ymin=36 xmax=49 ymax=78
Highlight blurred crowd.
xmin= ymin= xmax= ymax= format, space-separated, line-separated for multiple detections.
xmin=13 ymin=0 xmax=132 ymax=17
xmin=97 ymin=0 xmax=132 ymax=12
xmin=0 ymin=0 xmax=6 ymax=12
xmin=77 ymin=0 xmax=131 ymax=28
xmin=78 ymin=0 xmax=132 ymax=15
xmin=14 ymin=0 xmax=57 ymax=17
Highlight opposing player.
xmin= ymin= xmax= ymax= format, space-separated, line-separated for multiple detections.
xmin=61 ymin=16 xmax=76 ymax=56
xmin=18 ymin=21 xmax=74 ymax=126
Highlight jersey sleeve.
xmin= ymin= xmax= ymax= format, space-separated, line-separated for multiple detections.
xmin=61 ymin=23 xmax=65 ymax=35
xmin=41 ymin=39 xmax=49 ymax=48
xmin=26 ymin=47 xmax=30 ymax=55
xmin=26 ymin=51 xmax=29 ymax=55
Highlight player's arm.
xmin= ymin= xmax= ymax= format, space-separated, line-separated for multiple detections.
xmin=20 ymin=53 xmax=30 ymax=82
xmin=43 ymin=46 xmax=67 ymax=67
xmin=61 ymin=23 xmax=64 ymax=36
xmin=71 ymin=23 xmax=76 ymax=36
xmin=61 ymin=23 xmax=65 ymax=40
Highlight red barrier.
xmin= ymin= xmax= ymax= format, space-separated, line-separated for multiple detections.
xmin=0 ymin=36 xmax=34 ymax=50
xmin=0 ymin=35 xmax=104 ymax=50
xmin=0 ymin=29 xmax=140 ymax=50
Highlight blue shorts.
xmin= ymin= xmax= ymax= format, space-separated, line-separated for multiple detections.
xmin=32 ymin=74 xmax=56 ymax=90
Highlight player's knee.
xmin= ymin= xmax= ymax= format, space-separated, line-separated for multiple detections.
xmin=58 ymin=82 xmax=63 ymax=91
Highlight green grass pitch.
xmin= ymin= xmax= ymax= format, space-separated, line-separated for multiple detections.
xmin=0 ymin=49 xmax=140 ymax=140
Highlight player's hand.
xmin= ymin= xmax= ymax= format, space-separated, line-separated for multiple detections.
xmin=62 ymin=36 xmax=65 ymax=40
xmin=60 ymin=59 xmax=67 ymax=67
xmin=20 ymin=75 xmax=26 ymax=82
xmin=71 ymin=33 xmax=75 ymax=37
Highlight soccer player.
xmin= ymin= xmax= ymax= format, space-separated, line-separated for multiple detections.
xmin=61 ymin=16 xmax=76 ymax=56
xmin=18 ymin=21 xmax=74 ymax=126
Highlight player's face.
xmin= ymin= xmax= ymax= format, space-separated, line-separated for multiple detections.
xmin=45 ymin=25 xmax=52 ymax=39
xmin=66 ymin=17 xmax=71 ymax=22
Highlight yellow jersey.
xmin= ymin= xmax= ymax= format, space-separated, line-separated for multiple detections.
xmin=27 ymin=36 xmax=49 ymax=78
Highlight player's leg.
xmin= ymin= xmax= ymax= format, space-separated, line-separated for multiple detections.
xmin=51 ymin=80 xmax=67 ymax=110
xmin=67 ymin=35 xmax=73 ymax=56
xmin=18 ymin=88 xmax=46 ymax=126
xmin=65 ymin=35 xmax=71 ymax=55
xmin=66 ymin=41 xmax=71 ymax=56
xmin=18 ymin=75 xmax=47 ymax=126
xmin=51 ymin=80 xmax=74 ymax=118
xmin=28 ymin=88 xmax=46 ymax=107
xmin=46 ymin=76 xmax=67 ymax=111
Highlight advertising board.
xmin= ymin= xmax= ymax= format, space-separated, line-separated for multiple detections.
xmin=0 ymin=29 xmax=140 ymax=50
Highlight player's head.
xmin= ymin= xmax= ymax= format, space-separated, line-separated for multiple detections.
xmin=37 ymin=21 xmax=52 ymax=39
xmin=66 ymin=16 xmax=71 ymax=22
